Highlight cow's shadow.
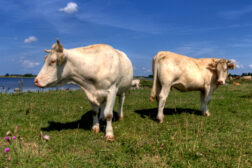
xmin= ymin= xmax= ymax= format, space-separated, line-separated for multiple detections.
xmin=135 ymin=108 xmax=202 ymax=121
xmin=41 ymin=111 xmax=120 ymax=132
xmin=240 ymin=93 xmax=252 ymax=99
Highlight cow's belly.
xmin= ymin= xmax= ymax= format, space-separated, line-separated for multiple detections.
xmin=172 ymin=80 xmax=203 ymax=92
xmin=117 ymin=75 xmax=132 ymax=95
xmin=117 ymin=84 xmax=131 ymax=95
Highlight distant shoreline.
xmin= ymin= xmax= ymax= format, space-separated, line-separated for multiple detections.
xmin=0 ymin=76 xmax=35 ymax=78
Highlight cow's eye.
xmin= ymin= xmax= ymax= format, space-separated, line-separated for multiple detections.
xmin=50 ymin=60 xmax=56 ymax=65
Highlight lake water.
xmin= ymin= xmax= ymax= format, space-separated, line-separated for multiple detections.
xmin=0 ymin=77 xmax=80 ymax=93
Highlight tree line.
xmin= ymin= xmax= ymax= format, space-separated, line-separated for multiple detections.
xmin=2 ymin=72 xmax=252 ymax=79
xmin=146 ymin=73 xmax=252 ymax=79
xmin=3 ymin=73 xmax=36 ymax=77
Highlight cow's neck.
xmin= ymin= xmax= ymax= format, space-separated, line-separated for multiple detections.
xmin=63 ymin=49 xmax=98 ymax=94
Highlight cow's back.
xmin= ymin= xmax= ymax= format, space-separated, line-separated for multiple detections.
xmin=69 ymin=44 xmax=133 ymax=92
xmin=69 ymin=45 xmax=121 ymax=87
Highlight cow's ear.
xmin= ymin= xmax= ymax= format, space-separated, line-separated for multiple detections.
xmin=228 ymin=62 xmax=235 ymax=70
xmin=44 ymin=49 xmax=51 ymax=53
xmin=208 ymin=63 xmax=216 ymax=70
xmin=56 ymin=39 xmax=63 ymax=52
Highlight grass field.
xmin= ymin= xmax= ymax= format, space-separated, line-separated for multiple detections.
xmin=0 ymin=81 xmax=251 ymax=167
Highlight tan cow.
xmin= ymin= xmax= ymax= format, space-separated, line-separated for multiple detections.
xmin=150 ymin=51 xmax=235 ymax=123
xmin=242 ymin=76 xmax=251 ymax=80
xmin=233 ymin=82 xmax=240 ymax=86
xmin=229 ymin=76 xmax=233 ymax=81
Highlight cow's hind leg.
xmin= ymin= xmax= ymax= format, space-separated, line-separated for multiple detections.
xmin=91 ymin=104 xmax=100 ymax=133
xmin=157 ymin=85 xmax=171 ymax=123
xmin=118 ymin=92 xmax=125 ymax=120
xmin=104 ymin=85 xmax=118 ymax=141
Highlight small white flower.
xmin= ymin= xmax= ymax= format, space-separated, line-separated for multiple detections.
xmin=43 ymin=135 xmax=50 ymax=141
xmin=6 ymin=131 xmax=12 ymax=136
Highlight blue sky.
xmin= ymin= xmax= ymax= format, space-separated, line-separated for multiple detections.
xmin=1 ymin=0 xmax=252 ymax=76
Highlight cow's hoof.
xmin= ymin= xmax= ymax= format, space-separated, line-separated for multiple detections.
xmin=203 ymin=112 xmax=211 ymax=117
xmin=119 ymin=116 xmax=123 ymax=120
xmin=106 ymin=135 xmax=115 ymax=141
xmin=92 ymin=126 xmax=100 ymax=133
xmin=156 ymin=118 xmax=163 ymax=123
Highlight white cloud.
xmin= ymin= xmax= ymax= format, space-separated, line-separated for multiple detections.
xmin=59 ymin=2 xmax=78 ymax=14
xmin=220 ymin=6 xmax=252 ymax=20
xmin=142 ymin=67 xmax=151 ymax=73
xmin=24 ymin=36 xmax=37 ymax=43
xmin=23 ymin=60 xmax=40 ymax=68
xmin=230 ymin=59 xmax=236 ymax=63
xmin=249 ymin=64 xmax=252 ymax=68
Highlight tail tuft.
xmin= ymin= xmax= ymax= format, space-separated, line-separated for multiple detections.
xmin=149 ymin=96 xmax=155 ymax=102
xmin=149 ymin=55 xmax=158 ymax=103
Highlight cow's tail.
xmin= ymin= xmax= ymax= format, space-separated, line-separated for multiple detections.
xmin=149 ymin=56 xmax=158 ymax=102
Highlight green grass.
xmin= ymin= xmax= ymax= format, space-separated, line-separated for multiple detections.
xmin=0 ymin=82 xmax=251 ymax=167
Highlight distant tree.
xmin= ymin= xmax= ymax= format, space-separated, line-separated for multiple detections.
xmin=24 ymin=74 xmax=35 ymax=77
xmin=242 ymin=73 xmax=248 ymax=76
xmin=5 ymin=73 xmax=9 ymax=77
xmin=148 ymin=75 xmax=153 ymax=78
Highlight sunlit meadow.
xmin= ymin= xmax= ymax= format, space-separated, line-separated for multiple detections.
xmin=0 ymin=80 xmax=251 ymax=167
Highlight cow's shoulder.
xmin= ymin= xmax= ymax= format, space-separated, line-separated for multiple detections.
xmin=198 ymin=58 xmax=218 ymax=63
xmin=197 ymin=58 xmax=219 ymax=67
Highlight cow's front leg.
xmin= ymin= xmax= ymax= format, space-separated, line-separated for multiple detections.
xmin=201 ymin=87 xmax=214 ymax=117
xmin=104 ymin=86 xmax=118 ymax=141
xmin=91 ymin=104 xmax=100 ymax=133
xmin=118 ymin=93 xmax=125 ymax=120
xmin=200 ymin=91 xmax=206 ymax=113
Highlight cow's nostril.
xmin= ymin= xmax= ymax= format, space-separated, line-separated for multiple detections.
xmin=34 ymin=79 xmax=40 ymax=86
xmin=217 ymin=80 xmax=223 ymax=85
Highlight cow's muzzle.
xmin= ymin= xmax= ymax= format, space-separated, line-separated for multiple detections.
xmin=34 ymin=78 xmax=42 ymax=87
xmin=217 ymin=80 xmax=224 ymax=85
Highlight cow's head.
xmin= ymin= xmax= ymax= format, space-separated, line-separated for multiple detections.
xmin=34 ymin=40 xmax=70 ymax=88
xmin=209 ymin=59 xmax=235 ymax=85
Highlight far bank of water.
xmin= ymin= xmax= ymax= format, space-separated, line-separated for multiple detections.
xmin=0 ymin=77 xmax=79 ymax=93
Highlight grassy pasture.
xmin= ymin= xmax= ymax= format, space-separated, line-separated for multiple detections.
xmin=0 ymin=81 xmax=251 ymax=167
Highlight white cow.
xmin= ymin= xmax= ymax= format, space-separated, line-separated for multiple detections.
xmin=131 ymin=79 xmax=140 ymax=89
xmin=34 ymin=40 xmax=133 ymax=141
xmin=150 ymin=51 xmax=235 ymax=123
